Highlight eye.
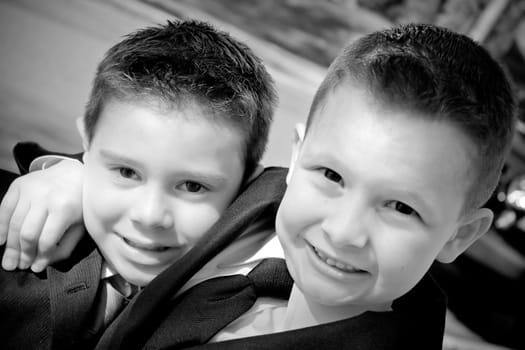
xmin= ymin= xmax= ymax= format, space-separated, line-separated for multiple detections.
xmin=386 ymin=200 xmax=418 ymax=217
xmin=118 ymin=167 xmax=139 ymax=180
xmin=181 ymin=181 xmax=207 ymax=193
xmin=322 ymin=168 xmax=342 ymax=184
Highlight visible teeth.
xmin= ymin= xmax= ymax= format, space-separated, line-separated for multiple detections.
xmin=124 ymin=238 xmax=169 ymax=252
xmin=335 ymin=261 xmax=346 ymax=270
xmin=313 ymin=246 xmax=361 ymax=273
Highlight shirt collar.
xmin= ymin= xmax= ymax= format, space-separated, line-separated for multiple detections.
xmin=100 ymin=262 xmax=118 ymax=280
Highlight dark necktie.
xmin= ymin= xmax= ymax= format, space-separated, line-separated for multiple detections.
xmin=145 ymin=258 xmax=293 ymax=348
xmin=104 ymin=275 xmax=141 ymax=325
xmin=87 ymin=274 xmax=142 ymax=334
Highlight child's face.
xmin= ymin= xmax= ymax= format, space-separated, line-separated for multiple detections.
xmin=276 ymin=83 xmax=484 ymax=310
xmin=81 ymin=99 xmax=245 ymax=286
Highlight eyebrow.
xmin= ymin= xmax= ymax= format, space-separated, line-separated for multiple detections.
xmin=99 ymin=149 xmax=142 ymax=169
xmin=99 ymin=149 xmax=229 ymax=185
xmin=172 ymin=169 xmax=229 ymax=186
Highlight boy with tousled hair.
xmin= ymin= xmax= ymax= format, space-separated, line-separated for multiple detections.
xmin=0 ymin=19 xmax=277 ymax=349
xmin=1 ymin=23 xmax=517 ymax=349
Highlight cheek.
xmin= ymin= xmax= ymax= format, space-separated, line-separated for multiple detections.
xmin=173 ymin=183 xmax=242 ymax=242
xmin=280 ymin=181 xmax=319 ymax=232
xmin=174 ymin=204 xmax=223 ymax=243
xmin=276 ymin=197 xmax=300 ymax=239
xmin=276 ymin=193 xmax=310 ymax=245
xmin=83 ymin=179 xmax=124 ymax=234
xmin=374 ymin=232 xmax=440 ymax=290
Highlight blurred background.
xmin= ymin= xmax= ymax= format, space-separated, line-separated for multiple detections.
xmin=1 ymin=1 xmax=525 ymax=349
xmin=2 ymin=0 xmax=525 ymax=172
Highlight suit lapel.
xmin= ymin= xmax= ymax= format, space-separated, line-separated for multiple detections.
xmin=48 ymin=242 xmax=103 ymax=348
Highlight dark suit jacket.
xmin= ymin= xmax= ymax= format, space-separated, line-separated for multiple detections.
xmin=0 ymin=168 xmax=105 ymax=350
xmin=182 ymin=273 xmax=446 ymax=350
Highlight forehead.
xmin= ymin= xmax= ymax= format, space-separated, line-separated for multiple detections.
xmin=92 ymin=99 xmax=245 ymax=166
xmin=309 ymin=83 xmax=476 ymax=158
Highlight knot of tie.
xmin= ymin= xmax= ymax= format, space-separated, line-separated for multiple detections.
xmin=107 ymin=275 xmax=141 ymax=301
xmin=247 ymin=258 xmax=293 ymax=299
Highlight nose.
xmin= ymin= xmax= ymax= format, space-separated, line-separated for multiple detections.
xmin=321 ymin=195 xmax=368 ymax=248
xmin=129 ymin=186 xmax=174 ymax=230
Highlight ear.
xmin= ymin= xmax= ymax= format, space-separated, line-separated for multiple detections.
xmin=286 ymin=123 xmax=305 ymax=185
xmin=436 ymin=208 xmax=494 ymax=263
xmin=76 ymin=117 xmax=89 ymax=151
xmin=76 ymin=117 xmax=90 ymax=163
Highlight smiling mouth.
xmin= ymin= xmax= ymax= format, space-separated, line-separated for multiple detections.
xmin=122 ymin=237 xmax=172 ymax=252
xmin=310 ymin=244 xmax=366 ymax=274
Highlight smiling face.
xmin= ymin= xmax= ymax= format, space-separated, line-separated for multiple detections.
xmin=276 ymin=83 xmax=490 ymax=310
xmin=81 ymin=99 xmax=245 ymax=286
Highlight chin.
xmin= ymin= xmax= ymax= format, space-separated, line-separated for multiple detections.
xmin=121 ymin=271 xmax=154 ymax=287
xmin=114 ymin=263 xmax=156 ymax=286
xmin=310 ymin=289 xmax=357 ymax=306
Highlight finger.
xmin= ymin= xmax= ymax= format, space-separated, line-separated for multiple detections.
xmin=18 ymin=206 xmax=48 ymax=269
xmin=31 ymin=223 xmax=84 ymax=273
xmin=0 ymin=183 xmax=20 ymax=246
xmin=36 ymin=209 xmax=74 ymax=256
xmin=54 ymin=223 xmax=84 ymax=261
xmin=1 ymin=199 xmax=30 ymax=270
xmin=29 ymin=257 xmax=49 ymax=273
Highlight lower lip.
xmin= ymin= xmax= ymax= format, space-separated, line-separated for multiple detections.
xmin=122 ymin=237 xmax=171 ymax=252
xmin=305 ymin=242 xmax=369 ymax=281
xmin=117 ymin=234 xmax=182 ymax=264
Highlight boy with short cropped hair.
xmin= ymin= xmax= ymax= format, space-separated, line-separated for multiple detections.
xmin=271 ymin=22 xmax=516 ymax=343
xmin=0 ymin=19 xmax=276 ymax=349
xmin=1 ymin=23 xmax=517 ymax=349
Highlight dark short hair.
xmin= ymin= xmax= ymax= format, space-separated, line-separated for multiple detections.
xmin=84 ymin=20 xmax=277 ymax=180
xmin=306 ymin=23 xmax=516 ymax=212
